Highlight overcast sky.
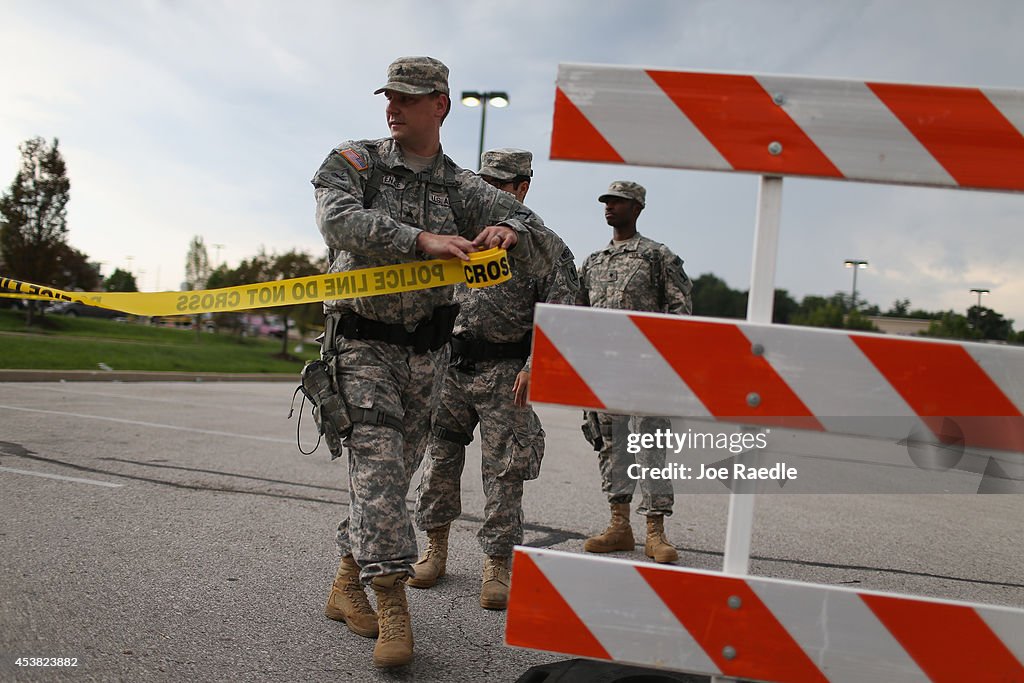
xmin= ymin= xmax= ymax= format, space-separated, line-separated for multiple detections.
xmin=2 ymin=0 xmax=1022 ymax=323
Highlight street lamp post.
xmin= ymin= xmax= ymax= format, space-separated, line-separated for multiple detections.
xmin=843 ymin=259 xmax=869 ymax=310
xmin=970 ymin=287 xmax=990 ymax=310
xmin=461 ymin=91 xmax=509 ymax=168
xmin=969 ymin=287 xmax=991 ymax=329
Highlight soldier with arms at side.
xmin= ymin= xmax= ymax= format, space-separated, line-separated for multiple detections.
xmin=577 ymin=180 xmax=693 ymax=565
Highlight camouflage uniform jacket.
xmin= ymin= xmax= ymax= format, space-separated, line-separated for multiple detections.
xmin=312 ymin=137 xmax=561 ymax=329
xmin=577 ymin=233 xmax=693 ymax=314
xmin=453 ymin=240 xmax=578 ymax=371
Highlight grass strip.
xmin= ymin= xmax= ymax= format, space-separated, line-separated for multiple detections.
xmin=0 ymin=309 xmax=319 ymax=373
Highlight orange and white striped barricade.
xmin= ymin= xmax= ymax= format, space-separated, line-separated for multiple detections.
xmin=552 ymin=64 xmax=1024 ymax=577
xmin=505 ymin=64 xmax=1024 ymax=682
xmin=507 ymin=547 xmax=1024 ymax=683
xmin=528 ymin=305 xmax=1024 ymax=491
xmin=548 ymin=62 xmax=1024 ymax=573
xmin=551 ymin=63 xmax=1024 ymax=192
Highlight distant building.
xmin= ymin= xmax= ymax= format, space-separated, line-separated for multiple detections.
xmin=866 ymin=316 xmax=932 ymax=336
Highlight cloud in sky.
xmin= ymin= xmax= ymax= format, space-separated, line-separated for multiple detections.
xmin=2 ymin=0 xmax=1022 ymax=322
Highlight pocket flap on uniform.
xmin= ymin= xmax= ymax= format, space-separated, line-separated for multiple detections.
xmin=504 ymin=424 xmax=546 ymax=481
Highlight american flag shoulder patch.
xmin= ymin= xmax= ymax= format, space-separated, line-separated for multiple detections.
xmin=338 ymin=148 xmax=368 ymax=171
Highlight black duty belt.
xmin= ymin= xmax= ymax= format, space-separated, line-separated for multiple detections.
xmin=337 ymin=304 xmax=459 ymax=354
xmin=451 ymin=333 xmax=532 ymax=363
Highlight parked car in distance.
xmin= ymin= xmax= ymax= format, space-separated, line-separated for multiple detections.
xmin=48 ymin=301 xmax=125 ymax=320
xmin=240 ymin=314 xmax=288 ymax=338
xmin=150 ymin=314 xmax=216 ymax=332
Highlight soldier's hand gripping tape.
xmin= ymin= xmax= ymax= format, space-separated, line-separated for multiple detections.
xmin=293 ymin=359 xmax=352 ymax=459
xmin=581 ymin=410 xmax=604 ymax=452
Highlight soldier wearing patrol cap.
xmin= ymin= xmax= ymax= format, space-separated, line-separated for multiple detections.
xmin=478 ymin=147 xmax=534 ymax=202
xmin=312 ymin=57 xmax=566 ymax=669
xmin=577 ymin=180 xmax=693 ymax=565
xmin=410 ymin=148 xmax=577 ymax=610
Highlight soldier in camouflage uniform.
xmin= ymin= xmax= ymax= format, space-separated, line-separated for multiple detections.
xmin=410 ymin=149 xmax=578 ymax=610
xmin=312 ymin=57 xmax=564 ymax=669
xmin=577 ymin=180 xmax=693 ymax=565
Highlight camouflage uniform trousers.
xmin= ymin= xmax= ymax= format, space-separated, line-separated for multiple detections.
xmin=597 ymin=413 xmax=674 ymax=516
xmin=415 ymin=358 xmax=545 ymax=558
xmin=332 ymin=337 xmax=447 ymax=584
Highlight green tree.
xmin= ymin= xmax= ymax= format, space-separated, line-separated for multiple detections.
xmin=791 ymin=300 xmax=846 ymax=328
xmin=772 ymin=289 xmax=800 ymax=324
xmin=214 ymin=251 xmax=273 ymax=339
xmin=228 ymin=251 xmax=274 ymax=336
xmin=969 ymin=306 xmax=1013 ymax=341
xmin=184 ymin=236 xmax=211 ymax=291
xmin=53 ymin=243 xmax=101 ymax=291
xmin=861 ymin=303 xmax=881 ymax=316
xmin=268 ymin=249 xmax=323 ymax=358
xmin=0 ymin=137 xmax=71 ymax=323
xmin=908 ymin=308 xmax=940 ymax=320
xmin=844 ymin=308 xmax=878 ymax=331
xmin=792 ymin=295 xmax=835 ymax=325
xmin=691 ymin=273 xmax=745 ymax=318
xmin=791 ymin=293 xmax=877 ymax=331
xmin=206 ymin=263 xmax=248 ymax=337
xmin=206 ymin=249 xmax=323 ymax=352
xmin=104 ymin=268 xmax=138 ymax=292
xmin=691 ymin=275 xmax=801 ymax=324
xmin=885 ymin=298 xmax=911 ymax=317
xmin=230 ymin=250 xmax=273 ymax=289
xmin=184 ymin=236 xmax=212 ymax=340
xmin=920 ymin=311 xmax=981 ymax=341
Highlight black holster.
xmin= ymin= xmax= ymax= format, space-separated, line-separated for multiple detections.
xmin=581 ymin=410 xmax=604 ymax=452
xmin=300 ymin=359 xmax=351 ymax=460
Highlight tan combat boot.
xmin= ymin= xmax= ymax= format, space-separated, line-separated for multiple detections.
xmin=583 ymin=503 xmax=634 ymax=553
xmin=324 ymin=555 xmax=379 ymax=638
xmin=645 ymin=515 xmax=679 ymax=563
xmin=408 ymin=524 xmax=449 ymax=589
xmin=479 ymin=555 xmax=511 ymax=610
xmin=371 ymin=574 xmax=413 ymax=668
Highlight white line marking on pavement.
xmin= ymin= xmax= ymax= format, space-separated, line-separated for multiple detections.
xmin=0 ymin=404 xmax=292 ymax=444
xmin=23 ymin=385 xmax=284 ymax=415
xmin=0 ymin=466 xmax=124 ymax=488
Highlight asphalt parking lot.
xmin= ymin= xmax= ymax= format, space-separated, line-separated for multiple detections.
xmin=1 ymin=381 xmax=1022 ymax=682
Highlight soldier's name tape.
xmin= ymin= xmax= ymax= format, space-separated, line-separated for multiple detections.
xmin=0 ymin=248 xmax=511 ymax=317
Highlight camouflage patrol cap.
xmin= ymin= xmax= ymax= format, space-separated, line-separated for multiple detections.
xmin=599 ymin=180 xmax=646 ymax=207
xmin=374 ymin=56 xmax=450 ymax=96
xmin=479 ymin=148 xmax=533 ymax=181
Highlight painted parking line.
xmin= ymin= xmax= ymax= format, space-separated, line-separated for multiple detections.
xmin=0 ymin=404 xmax=292 ymax=443
xmin=24 ymin=385 xmax=283 ymax=415
xmin=0 ymin=466 xmax=124 ymax=488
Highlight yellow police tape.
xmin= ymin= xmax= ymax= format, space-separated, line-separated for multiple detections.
xmin=0 ymin=248 xmax=511 ymax=317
